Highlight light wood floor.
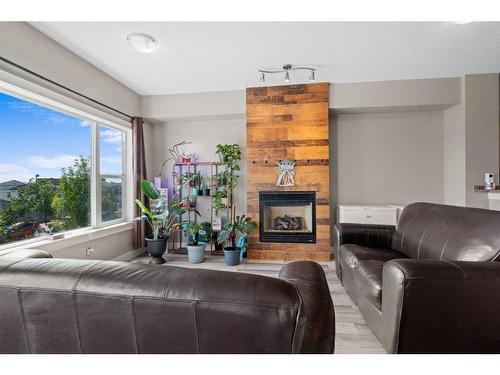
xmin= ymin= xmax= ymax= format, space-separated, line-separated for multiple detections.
xmin=131 ymin=252 xmax=386 ymax=354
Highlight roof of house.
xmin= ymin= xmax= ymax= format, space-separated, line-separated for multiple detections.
xmin=0 ymin=180 xmax=25 ymax=191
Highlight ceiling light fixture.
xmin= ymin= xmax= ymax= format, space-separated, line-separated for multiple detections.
xmin=126 ymin=33 xmax=158 ymax=53
xmin=258 ymin=64 xmax=317 ymax=83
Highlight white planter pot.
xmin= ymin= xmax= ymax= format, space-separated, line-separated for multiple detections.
xmin=186 ymin=244 xmax=206 ymax=264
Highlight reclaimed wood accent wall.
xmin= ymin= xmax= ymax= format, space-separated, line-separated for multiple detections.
xmin=246 ymin=82 xmax=330 ymax=261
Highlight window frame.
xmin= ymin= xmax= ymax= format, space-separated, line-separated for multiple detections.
xmin=0 ymin=74 xmax=133 ymax=249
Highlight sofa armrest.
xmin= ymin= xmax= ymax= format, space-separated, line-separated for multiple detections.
xmin=0 ymin=248 xmax=53 ymax=259
xmin=382 ymin=259 xmax=500 ymax=353
xmin=334 ymin=223 xmax=395 ymax=279
xmin=279 ymin=261 xmax=335 ymax=354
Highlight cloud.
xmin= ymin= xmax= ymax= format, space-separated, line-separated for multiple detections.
xmin=80 ymin=120 xmax=91 ymax=128
xmin=8 ymin=100 xmax=74 ymax=126
xmin=101 ymin=156 xmax=122 ymax=165
xmin=27 ymin=154 xmax=80 ymax=169
xmin=0 ymin=163 xmax=35 ymax=183
xmin=100 ymin=128 xmax=122 ymax=145
xmin=7 ymin=101 xmax=45 ymax=114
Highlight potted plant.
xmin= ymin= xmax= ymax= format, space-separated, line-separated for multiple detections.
xmin=215 ymin=144 xmax=241 ymax=191
xmin=188 ymin=171 xmax=202 ymax=195
xmin=173 ymin=172 xmax=184 ymax=186
xmin=218 ymin=214 xmax=257 ymax=266
xmin=199 ymin=222 xmax=213 ymax=243
xmin=135 ymin=179 xmax=199 ymax=264
xmin=197 ymin=174 xmax=204 ymax=196
xmin=201 ymin=177 xmax=211 ymax=196
xmin=212 ymin=190 xmax=228 ymax=211
xmin=216 ymin=144 xmax=242 ymax=164
xmin=186 ymin=223 xmax=206 ymax=263
xmin=187 ymin=172 xmax=198 ymax=187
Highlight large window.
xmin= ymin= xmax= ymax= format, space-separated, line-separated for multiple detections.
xmin=0 ymin=90 xmax=128 ymax=246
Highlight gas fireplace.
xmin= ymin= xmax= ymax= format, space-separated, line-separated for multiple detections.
xmin=259 ymin=191 xmax=316 ymax=243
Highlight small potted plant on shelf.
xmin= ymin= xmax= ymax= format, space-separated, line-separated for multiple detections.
xmin=187 ymin=172 xmax=198 ymax=187
xmin=188 ymin=171 xmax=202 ymax=195
xmin=218 ymin=213 xmax=257 ymax=266
xmin=197 ymin=174 xmax=204 ymax=196
xmin=212 ymin=171 xmax=228 ymax=188
xmin=186 ymin=223 xmax=206 ymax=264
xmin=201 ymin=177 xmax=211 ymax=196
xmin=212 ymin=190 xmax=228 ymax=211
xmin=135 ymin=179 xmax=200 ymax=264
xmin=173 ymin=172 xmax=184 ymax=186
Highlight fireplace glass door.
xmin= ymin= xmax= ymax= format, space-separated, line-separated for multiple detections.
xmin=259 ymin=191 xmax=316 ymax=243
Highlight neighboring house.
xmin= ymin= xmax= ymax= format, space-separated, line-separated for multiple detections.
xmin=0 ymin=198 xmax=9 ymax=210
xmin=0 ymin=180 xmax=25 ymax=203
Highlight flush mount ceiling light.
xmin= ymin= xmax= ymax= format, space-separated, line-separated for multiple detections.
xmin=126 ymin=33 xmax=158 ymax=53
xmin=258 ymin=64 xmax=317 ymax=83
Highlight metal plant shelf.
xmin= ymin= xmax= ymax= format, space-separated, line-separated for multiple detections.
xmin=169 ymin=159 xmax=234 ymax=255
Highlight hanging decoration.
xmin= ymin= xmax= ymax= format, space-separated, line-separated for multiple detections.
xmin=276 ymin=160 xmax=296 ymax=186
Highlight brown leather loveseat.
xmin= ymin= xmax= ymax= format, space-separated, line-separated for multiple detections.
xmin=334 ymin=202 xmax=500 ymax=353
xmin=0 ymin=251 xmax=334 ymax=354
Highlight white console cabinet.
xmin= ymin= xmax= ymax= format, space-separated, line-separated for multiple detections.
xmin=337 ymin=205 xmax=405 ymax=225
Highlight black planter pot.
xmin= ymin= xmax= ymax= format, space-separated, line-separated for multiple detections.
xmin=223 ymin=246 xmax=241 ymax=266
xmin=145 ymin=236 xmax=169 ymax=264
xmin=203 ymin=188 xmax=210 ymax=196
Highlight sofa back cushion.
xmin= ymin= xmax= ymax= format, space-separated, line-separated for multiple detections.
xmin=392 ymin=202 xmax=500 ymax=261
xmin=0 ymin=258 xmax=304 ymax=354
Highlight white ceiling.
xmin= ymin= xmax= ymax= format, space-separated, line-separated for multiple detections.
xmin=32 ymin=22 xmax=500 ymax=96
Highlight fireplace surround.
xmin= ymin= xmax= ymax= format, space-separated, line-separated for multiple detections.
xmin=246 ymin=83 xmax=330 ymax=261
xmin=259 ymin=191 xmax=316 ymax=243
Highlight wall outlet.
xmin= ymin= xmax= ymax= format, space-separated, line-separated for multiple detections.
xmin=85 ymin=247 xmax=95 ymax=257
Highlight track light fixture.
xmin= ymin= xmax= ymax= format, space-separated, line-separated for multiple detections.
xmin=258 ymin=64 xmax=317 ymax=83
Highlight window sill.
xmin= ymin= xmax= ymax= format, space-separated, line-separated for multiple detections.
xmin=0 ymin=221 xmax=133 ymax=254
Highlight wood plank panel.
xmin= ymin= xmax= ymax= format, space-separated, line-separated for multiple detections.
xmin=246 ymin=82 xmax=330 ymax=261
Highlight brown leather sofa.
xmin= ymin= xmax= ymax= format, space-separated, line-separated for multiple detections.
xmin=334 ymin=202 xmax=500 ymax=353
xmin=0 ymin=250 xmax=334 ymax=354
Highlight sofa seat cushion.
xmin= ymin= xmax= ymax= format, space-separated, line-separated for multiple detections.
xmin=339 ymin=244 xmax=404 ymax=271
xmin=354 ymin=260 xmax=385 ymax=310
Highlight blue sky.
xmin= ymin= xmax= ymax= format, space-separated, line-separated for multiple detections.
xmin=0 ymin=92 xmax=122 ymax=183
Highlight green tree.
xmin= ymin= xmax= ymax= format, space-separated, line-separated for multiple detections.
xmin=51 ymin=156 xmax=90 ymax=230
xmin=4 ymin=178 xmax=55 ymax=224
xmin=0 ymin=211 xmax=9 ymax=243
xmin=101 ymin=179 xmax=121 ymax=221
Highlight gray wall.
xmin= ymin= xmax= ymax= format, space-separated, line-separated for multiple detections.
xmin=0 ymin=22 xmax=141 ymax=116
xmin=443 ymin=80 xmax=466 ymax=206
xmin=148 ymin=118 xmax=247 ymax=223
xmin=0 ymin=22 xmax=141 ymax=259
xmin=464 ymin=74 xmax=500 ymax=208
xmin=333 ymin=111 xmax=445 ymax=205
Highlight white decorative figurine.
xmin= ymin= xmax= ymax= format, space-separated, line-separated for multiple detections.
xmin=276 ymin=160 xmax=296 ymax=186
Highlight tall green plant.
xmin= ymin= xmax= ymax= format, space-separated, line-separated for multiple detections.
xmin=218 ymin=215 xmax=257 ymax=249
xmin=135 ymin=179 xmax=200 ymax=239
